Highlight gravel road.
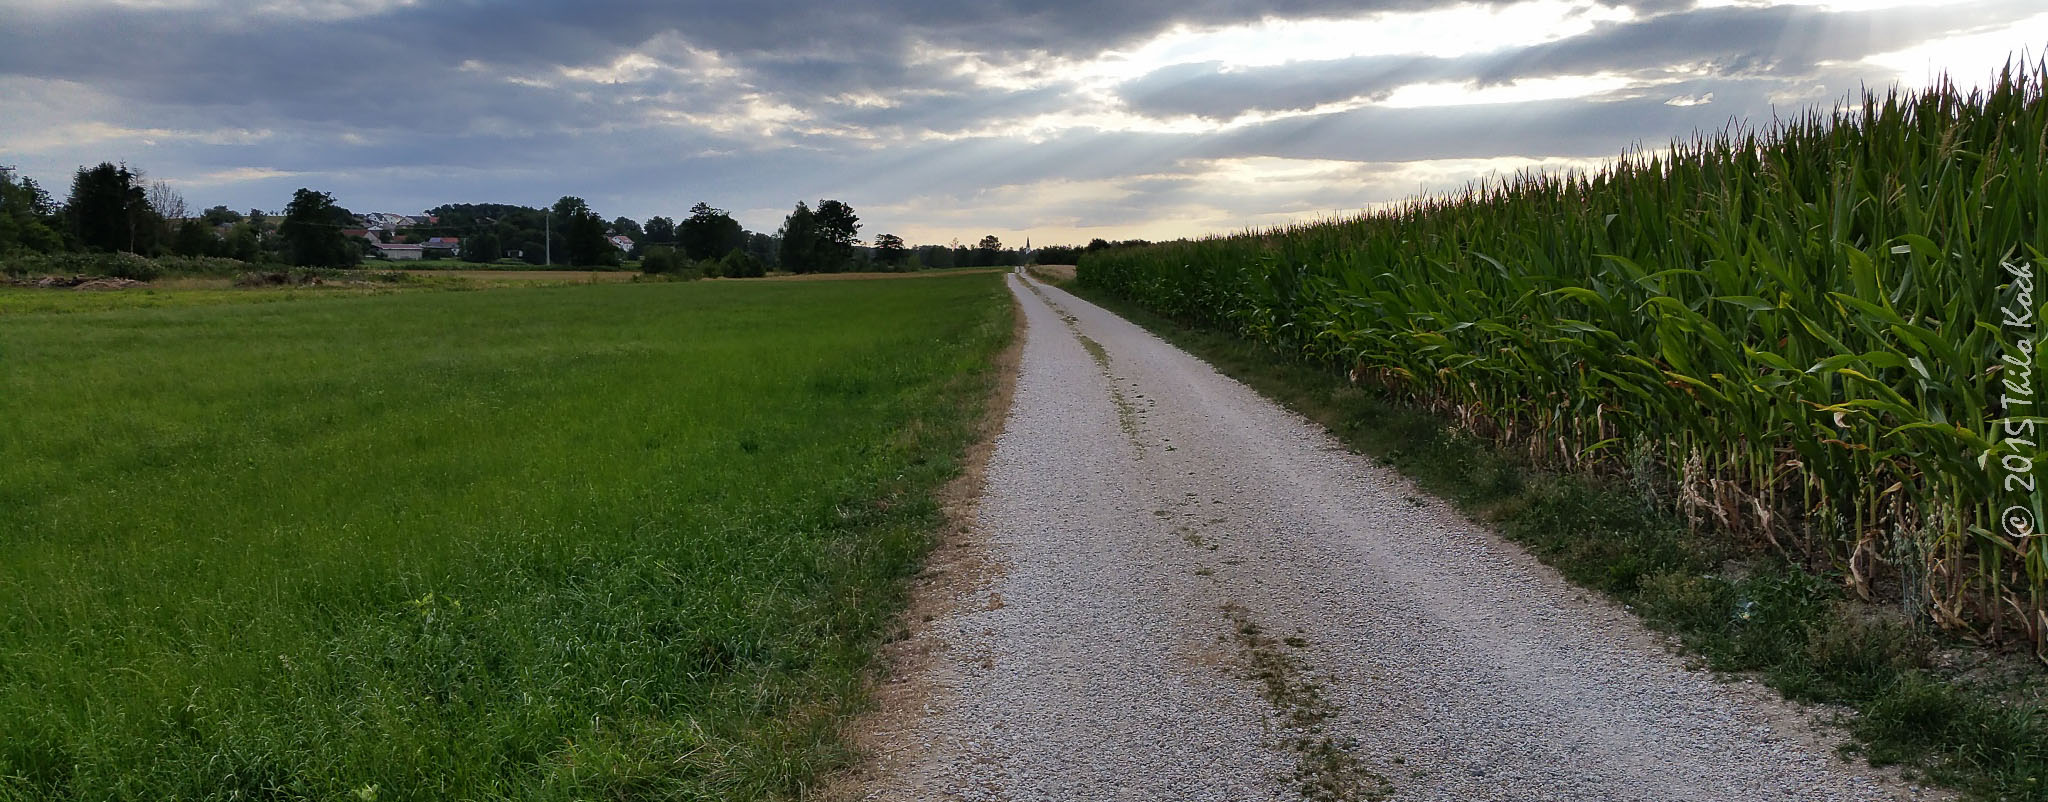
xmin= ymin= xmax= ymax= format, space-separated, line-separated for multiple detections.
xmin=857 ymin=273 xmax=1944 ymax=802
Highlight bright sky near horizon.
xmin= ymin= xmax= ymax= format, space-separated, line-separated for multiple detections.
xmin=2 ymin=0 xmax=2043 ymax=246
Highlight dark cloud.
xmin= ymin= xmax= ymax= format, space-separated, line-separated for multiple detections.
xmin=1115 ymin=0 xmax=2039 ymax=121
xmin=4 ymin=0 xmax=1513 ymax=97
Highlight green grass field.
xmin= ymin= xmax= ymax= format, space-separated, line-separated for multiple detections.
xmin=0 ymin=274 xmax=1012 ymax=800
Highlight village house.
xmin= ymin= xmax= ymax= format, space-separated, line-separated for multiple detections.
xmin=372 ymin=242 xmax=424 ymax=261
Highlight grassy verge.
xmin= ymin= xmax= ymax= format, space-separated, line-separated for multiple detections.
xmin=0 ymin=274 xmax=1013 ymax=800
xmin=1050 ymin=276 xmax=2048 ymax=801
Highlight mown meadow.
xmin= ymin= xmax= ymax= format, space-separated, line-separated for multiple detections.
xmin=1077 ymin=63 xmax=2048 ymax=796
xmin=0 ymin=274 xmax=1011 ymax=800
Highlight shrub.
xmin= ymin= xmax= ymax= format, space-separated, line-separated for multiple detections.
xmin=719 ymin=248 xmax=764 ymax=278
xmin=1 ymin=252 xmax=164 ymax=281
xmin=639 ymin=246 xmax=682 ymax=276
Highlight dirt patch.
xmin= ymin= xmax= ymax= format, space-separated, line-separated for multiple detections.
xmin=6 ymin=275 xmax=149 ymax=290
xmin=235 ymin=271 xmax=325 ymax=287
xmin=72 ymin=278 xmax=146 ymax=291
xmin=815 ymin=285 xmax=1026 ymax=801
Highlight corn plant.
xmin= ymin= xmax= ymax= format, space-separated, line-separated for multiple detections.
xmin=1081 ymin=63 xmax=2048 ymax=646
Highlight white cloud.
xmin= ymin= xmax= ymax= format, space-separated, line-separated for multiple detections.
xmin=914 ymin=0 xmax=1641 ymax=121
xmin=252 ymin=0 xmax=418 ymax=21
xmin=1380 ymin=73 xmax=1638 ymax=108
xmin=1693 ymin=0 xmax=1977 ymax=11
xmin=1087 ymin=0 xmax=1637 ymax=81
xmin=1855 ymin=11 xmax=2048 ymax=89
xmin=560 ymin=53 xmax=665 ymax=85
xmin=182 ymin=166 xmax=302 ymax=185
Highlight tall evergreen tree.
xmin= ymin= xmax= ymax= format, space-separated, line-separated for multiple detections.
xmin=280 ymin=188 xmax=360 ymax=267
xmin=551 ymin=196 xmax=614 ymax=267
xmin=778 ymin=202 xmax=818 ymax=273
xmin=65 ymin=162 xmax=152 ymax=253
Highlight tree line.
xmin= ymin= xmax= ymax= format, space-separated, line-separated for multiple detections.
xmin=0 ymin=162 xmax=374 ymax=268
xmin=1 ymin=159 xmax=1101 ymax=275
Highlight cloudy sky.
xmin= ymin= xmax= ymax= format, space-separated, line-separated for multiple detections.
xmin=2 ymin=0 xmax=2044 ymax=246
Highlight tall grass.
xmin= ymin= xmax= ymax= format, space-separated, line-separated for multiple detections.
xmin=1081 ymin=63 xmax=2048 ymax=645
xmin=0 ymin=275 xmax=1011 ymax=800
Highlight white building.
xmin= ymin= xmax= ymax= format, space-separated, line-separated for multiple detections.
xmin=373 ymin=243 xmax=425 ymax=261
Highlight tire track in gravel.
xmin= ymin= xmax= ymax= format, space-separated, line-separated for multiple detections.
xmin=859 ymin=273 xmax=1948 ymax=802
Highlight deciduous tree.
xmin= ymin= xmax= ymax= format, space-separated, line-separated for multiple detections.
xmin=224 ymin=222 xmax=262 ymax=261
xmin=643 ymin=215 xmax=676 ymax=244
xmin=1031 ymin=244 xmax=1081 ymax=265
xmin=462 ymin=231 xmax=502 ymax=263
xmin=0 ymin=169 xmax=62 ymax=254
xmin=720 ymin=247 xmax=765 ymax=278
xmin=639 ymin=244 xmax=684 ymax=275
xmin=169 ymin=219 xmax=217 ymax=257
xmin=813 ymin=199 xmax=860 ymax=272
xmin=146 ymin=180 xmax=188 ymax=222
xmin=678 ymin=202 xmax=744 ymax=262
xmin=873 ymin=233 xmax=907 ymax=268
xmin=201 ymin=205 xmax=243 ymax=227
xmin=746 ymin=231 xmax=779 ymax=268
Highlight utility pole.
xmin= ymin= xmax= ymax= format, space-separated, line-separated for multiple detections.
xmin=545 ymin=207 xmax=552 ymax=267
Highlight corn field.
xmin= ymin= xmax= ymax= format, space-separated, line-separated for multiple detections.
xmin=1080 ymin=64 xmax=2048 ymax=647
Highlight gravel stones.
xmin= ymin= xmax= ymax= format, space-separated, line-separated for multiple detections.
xmin=860 ymin=274 xmax=1943 ymax=802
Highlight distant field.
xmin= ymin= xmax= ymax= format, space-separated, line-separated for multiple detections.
xmin=1024 ymin=265 xmax=1075 ymax=284
xmin=0 ymin=274 xmax=1012 ymax=799
xmin=0 ymin=284 xmax=418 ymax=315
xmin=394 ymin=269 xmax=638 ymax=282
xmin=764 ymin=268 xmax=1008 ymax=281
